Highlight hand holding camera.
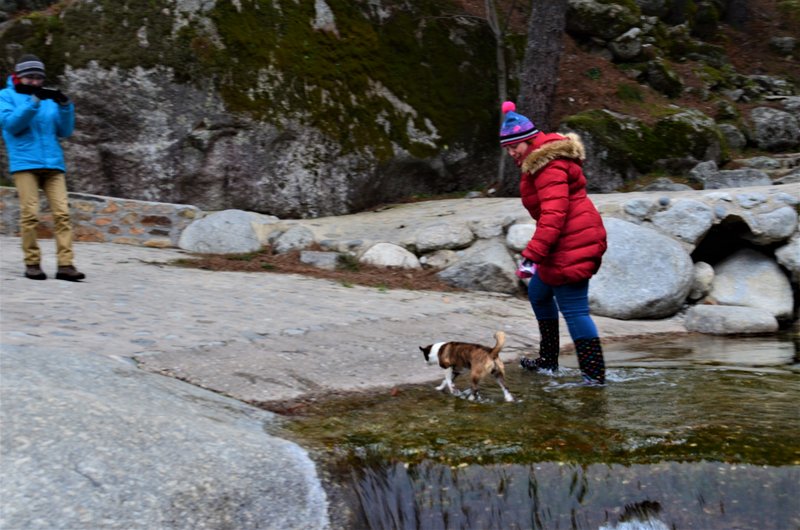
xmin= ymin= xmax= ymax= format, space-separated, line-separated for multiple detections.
xmin=34 ymin=87 xmax=69 ymax=104
xmin=14 ymin=84 xmax=36 ymax=95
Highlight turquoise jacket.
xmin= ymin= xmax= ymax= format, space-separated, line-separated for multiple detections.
xmin=0 ymin=76 xmax=74 ymax=173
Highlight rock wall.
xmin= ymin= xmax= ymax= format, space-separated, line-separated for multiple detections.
xmin=0 ymin=0 xmax=498 ymax=217
xmin=0 ymin=187 xmax=200 ymax=247
xmin=0 ymin=0 xmax=797 ymax=216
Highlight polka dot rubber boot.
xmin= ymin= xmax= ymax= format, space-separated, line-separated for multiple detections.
xmin=520 ymin=319 xmax=559 ymax=372
xmin=575 ymin=337 xmax=606 ymax=385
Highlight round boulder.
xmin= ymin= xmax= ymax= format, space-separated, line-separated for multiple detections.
xmin=589 ymin=218 xmax=694 ymax=319
xmin=178 ymin=210 xmax=278 ymax=254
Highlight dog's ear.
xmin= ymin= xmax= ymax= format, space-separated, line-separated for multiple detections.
xmin=420 ymin=345 xmax=431 ymax=362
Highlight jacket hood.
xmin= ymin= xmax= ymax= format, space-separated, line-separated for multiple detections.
xmin=521 ymin=132 xmax=586 ymax=175
xmin=6 ymin=75 xmax=14 ymax=89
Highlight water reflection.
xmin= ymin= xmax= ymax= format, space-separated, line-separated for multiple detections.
xmin=351 ymin=461 xmax=798 ymax=530
xmin=278 ymin=333 xmax=800 ymax=529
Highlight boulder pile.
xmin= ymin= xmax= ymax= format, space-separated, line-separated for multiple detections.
xmin=179 ymin=183 xmax=799 ymax=335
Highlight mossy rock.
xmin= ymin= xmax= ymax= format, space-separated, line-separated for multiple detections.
xmin=0 ymin=0 xmax=498 ymax=162
xmin=566 ymin=0 xmax=640 ymax=41
xmin=653 ymin=108 xmax=728 ymax=162
xmin=644 ymin=58 xmax=684 ymax=98
xmin=689 ymin=0 xmax=721 ymax=39
xmin=562 ymin=107 xmax=726 ymax=188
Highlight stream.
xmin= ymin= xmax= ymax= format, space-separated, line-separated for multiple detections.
xmin=275 ymin=333 xmax=800 ymax=529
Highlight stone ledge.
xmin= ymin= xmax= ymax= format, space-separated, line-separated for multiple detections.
xmin=0 ymin=187 xmax=201 ymax=248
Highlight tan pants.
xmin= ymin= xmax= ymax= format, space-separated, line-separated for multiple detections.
xmin=13 ymin=170 xmax=74 ymax=267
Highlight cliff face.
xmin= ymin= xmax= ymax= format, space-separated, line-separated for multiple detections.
xmin=1 ymin=0 xmax=797 ymax=217
xmin=0 ymin=0 xmax=499 ymax=217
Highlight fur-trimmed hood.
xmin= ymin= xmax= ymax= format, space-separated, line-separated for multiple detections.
xmin=521 ymin=132 xmax=586 ymax=175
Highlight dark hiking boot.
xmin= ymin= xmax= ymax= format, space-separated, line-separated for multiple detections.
xmin=25 ymin=264 xmax=47 ymax=280
xmin=520 ymin=356 xmax=559 ymax=372
xmin=56 ymin=265 xmax=86 ymax=282
xmin=520 ymin=319 xmax=560 ymax=372
xmin=575 ymin=337 xmax=606 ymax=385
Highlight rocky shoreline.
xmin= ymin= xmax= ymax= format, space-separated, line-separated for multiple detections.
xmin=1 ymin=178 xmax=798 ymax=334
xmin=181 ymin=183 xmax=799 ymax=334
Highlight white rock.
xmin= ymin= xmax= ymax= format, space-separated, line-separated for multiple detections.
xmin=742 ymin=206 xmax=798 ymax=245
xmin=651 ymin=199 xmax=715 ymax=245
xmin=505 ymin=223 xmax=536 ymax=251
xmin=273 ymin=225 xmax=316 ymax=254
xmin=359 ymin=242 xmax=421 ymax=269
xmin=437 ymin=239 xmax=518 ymax=294
xmin=590 ymin=218 xmax=694 ymax=319
xmin=709 ymin=248 xmax=794 ymax=320
xmin=685 ymin=305 xmax=778 ymax=334
xmin=775 ymin=235 xmax=800 ymax=281
xmin=178 ymin=209 xmax=278 ymax=253
xmin=419 ymin=250 xmax=458 ymax=269
xmin=414 ymin=222 xmax=474 ymax=253
xmin=689 ymin=261 xmax=714 ymax=301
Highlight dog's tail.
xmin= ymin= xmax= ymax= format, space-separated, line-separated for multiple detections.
xmin=490 ymin=331 xmax=506 ymax=359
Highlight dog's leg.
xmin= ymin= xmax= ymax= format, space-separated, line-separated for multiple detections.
xmin=448 ymin=369 xmax=461 ymax=395
xmin=492 ymin=362 xmax=515 ymax=402
xmin=435 ymin=367 xmax=458 ymax=395
xmin=435 ymin=367 xmax=451 ymax=391
xmin=468 ymin=370 xmax=482 ymax=401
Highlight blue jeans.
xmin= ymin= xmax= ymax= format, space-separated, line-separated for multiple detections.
xmin=527 ymin=273 xmax=598 ymax=340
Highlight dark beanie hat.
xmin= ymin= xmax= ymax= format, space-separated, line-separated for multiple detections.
xmin=15 ymin=54 xmax=45 ymax=78
xmin=499 ymin=101 xmax=539 ymax=147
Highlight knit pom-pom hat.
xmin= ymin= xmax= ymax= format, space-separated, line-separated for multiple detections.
xmin=499 ymin=101 xmax=539 ymax=147
xmin=15 ymin=54 xmax=45 ymax=78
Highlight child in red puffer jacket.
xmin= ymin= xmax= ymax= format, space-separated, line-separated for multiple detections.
xmin=501 ymin=101 xmax=607 ymax=385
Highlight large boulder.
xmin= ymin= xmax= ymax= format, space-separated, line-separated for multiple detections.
xmin=437 ymin=239 xmax=518 ymax=294
xmin=741 ymin=206 xmax=799 ymax=245
xmin=566 ymin=0 xmax=640 ymax=40
xmin=685 ymin=305 xmax=779 ymax=335
xmin=414 ymin=222 xmax=474 ymax=253
xmin=589 ymin=218 xmax=694 ymax=319
xmin=178 ymin=210 xmax=278 ymax=253
xmin=775 ymin=235 xmax=800 ymax=281
xmin=651 ymin=199 xmax=715 ymax=246
xmin=749 ymin=107 xmax=800 ymax=151
xmin=562 ymin=108 xmax=724 ymax=192
xmin=702 ymin=168 xmax=772 ymax=189
xmin=708 ymin=248 xmax=794 ymax=320
xmin=1 ymin=0 xmax=499 ymax=217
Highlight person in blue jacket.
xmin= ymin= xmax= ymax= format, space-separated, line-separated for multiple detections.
xmin=0 ymin=54 xmax=84 ymax=281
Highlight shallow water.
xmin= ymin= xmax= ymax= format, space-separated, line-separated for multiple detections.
xmin=277 ymin=334 xmax=800 ymax=529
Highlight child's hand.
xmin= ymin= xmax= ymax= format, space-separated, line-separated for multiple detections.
xmin=515 ymin=258 xmax=537 ymax=279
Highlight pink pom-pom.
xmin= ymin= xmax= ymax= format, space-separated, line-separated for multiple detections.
xmin=501 ymin=101 xmax=516 ymax=114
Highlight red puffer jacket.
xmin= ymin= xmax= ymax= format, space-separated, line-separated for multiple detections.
xmin=519 ymin=132 xmax=607 ymax=286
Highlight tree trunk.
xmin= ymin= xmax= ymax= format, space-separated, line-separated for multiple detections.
xmin=517 ymin=0 xmax=568 ymax=132
xmin=724 ymin=0 xmax=749 ymax=28
xmin=484 ymin=0 xmax=511 ymax=194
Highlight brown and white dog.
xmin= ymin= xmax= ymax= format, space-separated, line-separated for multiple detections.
xmin=419 ymin=331 xmax=514 ymax=402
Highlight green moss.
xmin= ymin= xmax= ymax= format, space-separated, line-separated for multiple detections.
xmin=564 ymin=107 xmax=727 ymax=173
xmin=564 ymin=109 xmax=665 ymax=173
xmin=616 ymin=83 xmax=643 ymax=102
xmin=200 ymin=0 xmax=497 ymax=159
xmin=1 ymin=0 xmax=499 ymax=162
xmin=778 ymin=0 xmax=800 ymax=22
